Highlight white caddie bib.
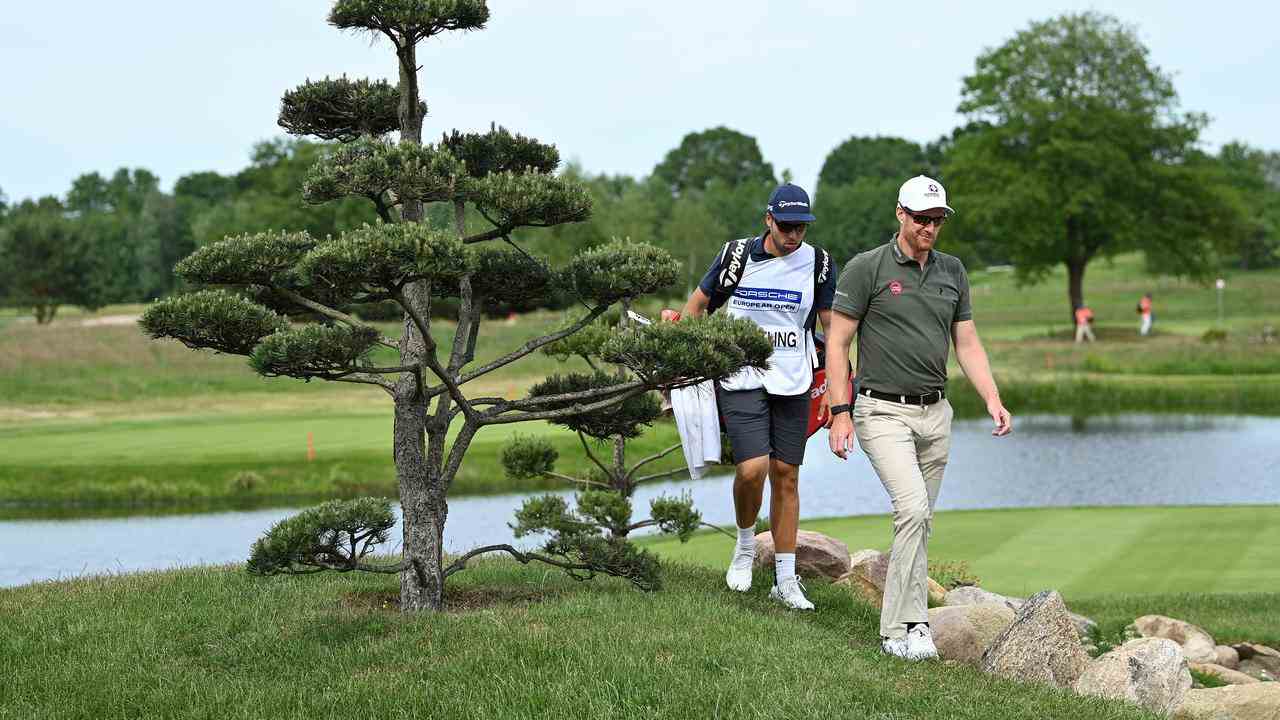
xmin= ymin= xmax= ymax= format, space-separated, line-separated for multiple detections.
xmin=720 ymin=243 xmax=817 ymax=396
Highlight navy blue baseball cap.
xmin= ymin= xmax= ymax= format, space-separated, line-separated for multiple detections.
xmin=766 ymin=183 xmax=816 ymax=222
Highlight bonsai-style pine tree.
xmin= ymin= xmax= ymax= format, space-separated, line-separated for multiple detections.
xmin=501 ymin=307 xmax=734 ymax=583
xmin=139 ymin=0 xmax=769 ymax=611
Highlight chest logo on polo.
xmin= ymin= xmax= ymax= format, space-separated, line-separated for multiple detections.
xmin=889 ymin=280 xmax=903 ymax=296
xmin=731 ymin=287 xmax=802 ymax=312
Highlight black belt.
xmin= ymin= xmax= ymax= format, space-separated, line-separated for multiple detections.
xmin=859 ymin=387 xmax=946 ymax=406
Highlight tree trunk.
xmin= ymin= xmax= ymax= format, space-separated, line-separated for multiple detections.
xmin=394 ymin=398 xmax=446 ymax=611
xmin=1066 ymin=258 xmax=1086 ymax=327
xmin=394 ymin=269 xmax=445 ymax=610
xmin=396 ymin=40 xmax=424 ymax=223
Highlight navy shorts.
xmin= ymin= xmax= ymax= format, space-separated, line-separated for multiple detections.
xmin=715 ymin=384 xmax=809 ymax=466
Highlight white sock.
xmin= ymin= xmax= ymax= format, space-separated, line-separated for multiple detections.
xmin=735 ymin=526 xmax=755 ymax=556
xmin=775 ymin=553 xmax=796 ymax=583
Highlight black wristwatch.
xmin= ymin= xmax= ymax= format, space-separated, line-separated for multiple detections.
xmin=829 ymin=404 xmax=851 ymax=416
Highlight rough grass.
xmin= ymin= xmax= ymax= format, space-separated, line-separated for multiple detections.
xmin=0 ymin=560 xmax=1160 ymax=720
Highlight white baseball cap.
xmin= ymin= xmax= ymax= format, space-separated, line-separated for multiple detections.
xmin=898 ymin=175 xmax=955 ymax=214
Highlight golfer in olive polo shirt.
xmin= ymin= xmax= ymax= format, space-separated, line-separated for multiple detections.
xmin=824 ymin=175 xmax=1012 ymax=661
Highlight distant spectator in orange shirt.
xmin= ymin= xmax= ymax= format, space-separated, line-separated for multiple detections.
xmin=1074 ymin=304 xmax=1096 ymax=343
xmin=1138 ymin=293 xmax=1153 ymax=336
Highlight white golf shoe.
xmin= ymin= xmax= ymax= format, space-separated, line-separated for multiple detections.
xmin=905 ymin=624 xmax=939 ymax=660
xmin=768 ymin=576 xmax=815 ymax=610
xmin=881 ymin=636 xmax=912 ymax=659
xmin=725 ymin=547 xmax=754 ymax=592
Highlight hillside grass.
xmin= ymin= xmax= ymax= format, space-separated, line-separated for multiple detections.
xmin=0 ymin=560 xmax=1167 ymax=720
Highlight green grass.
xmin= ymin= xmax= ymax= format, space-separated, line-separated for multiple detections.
xmin=0 ymin=411 xmax=686 ymax=513
xmin=645 ymin=505 xmax=1280 ymax=646
xmin=0 ymin=560 xmax=1162 ymax=720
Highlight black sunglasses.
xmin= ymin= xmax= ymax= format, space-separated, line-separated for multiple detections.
xmin=774 ymin=220 xmax=809 ymax=235
xmin=901 ymin=206 xmax=948 ymax=227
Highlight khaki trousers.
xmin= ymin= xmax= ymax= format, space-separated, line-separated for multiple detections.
xmin=853 ymin=395 xmax=953 ymax=639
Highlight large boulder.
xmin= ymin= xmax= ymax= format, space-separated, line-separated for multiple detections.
xmin=1073 ymin=638 xmax=1191 ymax=716
xmin=1217 ymin=645 xmax=1242 ymax=670
xmin=927 ymin=604 xmax=1016 ymax=665
xmin=1173 ymin=683 xmax=1280 ymax=720
xmin=1234 ymin=644 xmax=1280 ymax=676
xmin=753 ymin=530 xmax=850 ymax=580
xmin=1135 ymin=615 xmax=1218 ymax=664
xmin=980 ymin=590 xmax=1091 ymax=688
xmin=1190 ymin=662 xmax=1260 ymax=686
xmin=834 ymin=550 xmax=890 ymax=607
xmin=944 ymin=586 xmax=1097 ymax=638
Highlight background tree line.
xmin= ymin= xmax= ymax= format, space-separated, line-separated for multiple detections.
xmin=3 ymin=12 xmax=1279 ymax=323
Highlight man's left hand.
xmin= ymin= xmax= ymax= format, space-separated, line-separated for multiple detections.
xmin=988 ymin=399 xmax=1013 ymax=437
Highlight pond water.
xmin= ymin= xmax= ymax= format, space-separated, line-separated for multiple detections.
xmin=3 ymin=414 xmax=1277 ymax=588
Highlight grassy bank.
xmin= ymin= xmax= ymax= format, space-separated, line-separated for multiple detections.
xmin=0 ymin=411 xmax=686 ymax=512
xmin=1 ymin=560 xmax=1167 ymax=720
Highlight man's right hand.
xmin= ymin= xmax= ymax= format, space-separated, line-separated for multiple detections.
xmin=829 ymin=413 xmax=855 ymax=459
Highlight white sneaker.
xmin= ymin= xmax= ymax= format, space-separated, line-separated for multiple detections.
xmin=768 ymin=577 xmax=815 ymax=610
xmin=906 ymin=624 xmax=939 ymax=660
xmin=725 ymin=547 xmax=754 ymax=592
xmin=881 ymin=636 xmax=912 ymax=659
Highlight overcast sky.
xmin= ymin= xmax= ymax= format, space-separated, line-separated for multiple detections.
xmin=3 ymin=1 xmax=1277 ymax=205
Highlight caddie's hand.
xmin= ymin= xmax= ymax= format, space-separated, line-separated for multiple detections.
xmin=818 ymin=392 xmax=831 ymax=428
xmin=988 ymin=399 xmax=1013 ymax=437
xmin=828 ymin=414 xmax=854 ymax=459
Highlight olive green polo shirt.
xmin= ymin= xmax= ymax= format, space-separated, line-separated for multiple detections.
xmin=832 ymin=236 xmax=972 ymax=395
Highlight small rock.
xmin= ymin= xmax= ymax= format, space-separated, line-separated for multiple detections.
xmin=1216 ymin=645 xmax=1242 ymax=670
xmin=848 ymin=548 xmax=883 ymax=570
xmin=1238 ymin=659 xmax=1278 ymax=682
xmin=1234 ymin=644 xmax=1280 ymax=676
xmin=1135 ymin=615 xmax=1219 ymax=664
xmin=1173 ymin=683 xmax=1280 ymax=720
xmin=753 ymin=530 xmax=851 ymax=580
xmin=834 ymin=550 xmax=890 ymax=607
xmin=981 ymin=590 xmax=1091 ymax=688
xmin=928 ymin=604 xmax=1016 ymax=665
xmin=1189 ymin=662 xmax=1260 ymax=686
xmin=1073 ymin=637 xmax=1191 ymax=716
xmin=927 ymin=577 xmax=948 ymax=606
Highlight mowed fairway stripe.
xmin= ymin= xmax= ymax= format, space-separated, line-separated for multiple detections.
xmin=644 ymin=506 xmax=1280 ymax=598
xmin=1090 ymin=506 xmax=1279 ymax=595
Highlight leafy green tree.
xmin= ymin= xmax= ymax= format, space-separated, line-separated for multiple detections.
xmin=653 ymin=126 xmax=776 ymax=196
xmin=1212 ymin=142 xmax=1280 ymax=270
xmin=811 ymin=136 xmax=939 ymax=261
xmin=944 ymin=12 xmax=1244 ymax=320
xmin=0 ymin=199 xmax=109 ymax=322
xmin=664 ymin=196 xmax=728 ymax=292
xmin=140 ymin=0 xmax=769 ymax=612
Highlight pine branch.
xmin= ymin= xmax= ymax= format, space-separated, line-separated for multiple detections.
xmin=479 ymin=386 xmax=649 ymax=426
xmin=634 ymin=467 xmax=694 ymax=485
xmin=442 ymin=544 xmax=598 ymax=579
xmin=576 ymin=430 xmax=613 ymax=480
xmin=274 ymin=286 xmax=396 ymax=349
xmin=456 ymin=305 xmax=608 ymax=387
xmin=626 ymin=442 xmax=684 ymax=482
